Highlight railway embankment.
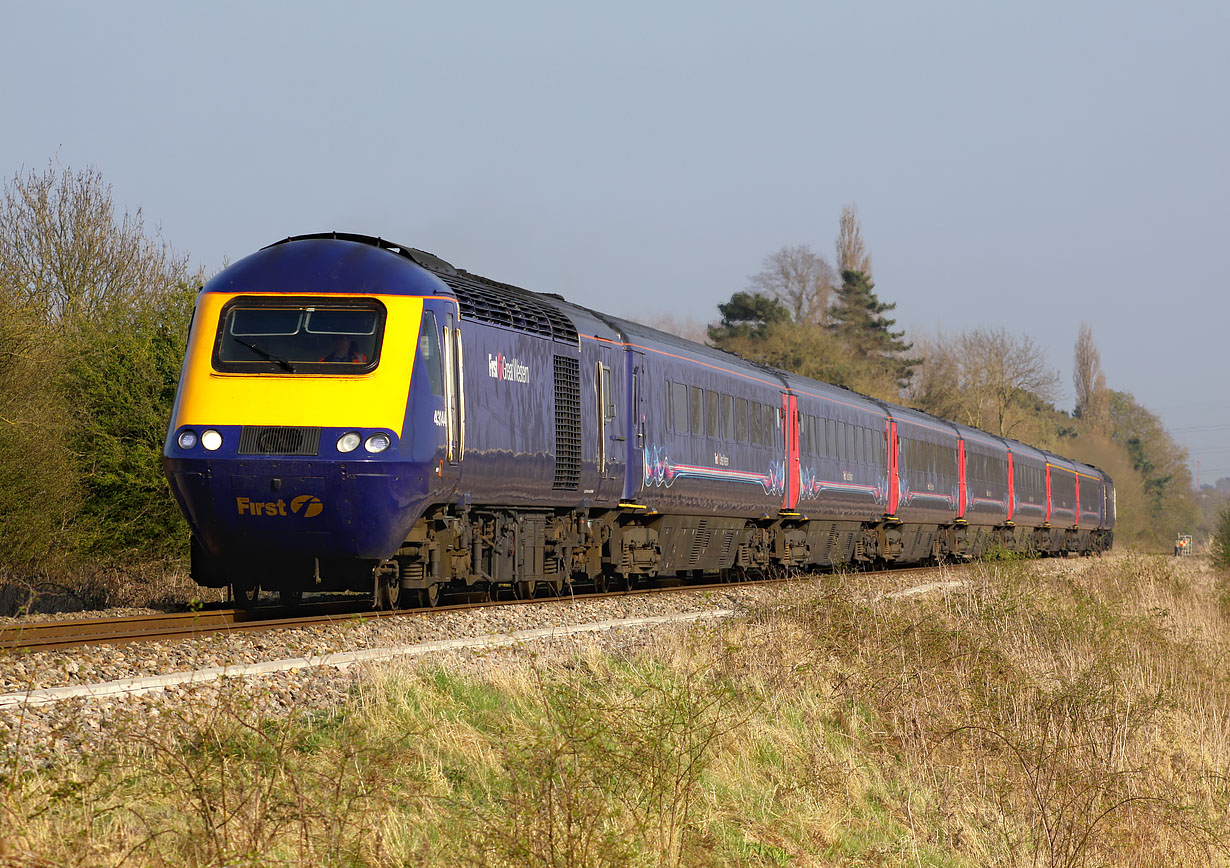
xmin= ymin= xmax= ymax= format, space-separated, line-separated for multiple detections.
xmin=4 ymin=553 xmax=1229 ymax=866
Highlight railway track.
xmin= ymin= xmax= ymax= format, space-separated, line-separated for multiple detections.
xmin=0 ymin=563 xmax=968 ymax=654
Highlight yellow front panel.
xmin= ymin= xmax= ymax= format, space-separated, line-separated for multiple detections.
xmin=172 ymin=293 xmax=423 ymax=436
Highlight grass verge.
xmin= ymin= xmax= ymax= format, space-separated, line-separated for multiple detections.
xmin=4 ymin=553 xmax=1230 ymax=866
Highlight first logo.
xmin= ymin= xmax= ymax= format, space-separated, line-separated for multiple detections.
xmin=290 ymin=495 xmax=324 ymax=518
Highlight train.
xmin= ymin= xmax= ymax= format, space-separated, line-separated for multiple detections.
xmin=162 ymin=233 xmax=1114 ymax=608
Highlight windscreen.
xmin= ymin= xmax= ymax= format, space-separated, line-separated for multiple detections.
xmin=213 ymin=297 xmax=386 ymax=374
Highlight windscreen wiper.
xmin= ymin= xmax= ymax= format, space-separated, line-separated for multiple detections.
xmin=234 ymin=338 xmax=296 ymax=372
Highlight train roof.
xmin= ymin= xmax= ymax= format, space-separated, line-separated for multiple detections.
xmin=227 ymin=233 xmax=1105 ymax=476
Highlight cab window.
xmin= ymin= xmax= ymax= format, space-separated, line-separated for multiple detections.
xmin=213 ymin=296 xmax=385 ymax=374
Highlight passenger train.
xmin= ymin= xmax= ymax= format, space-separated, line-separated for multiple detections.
xmin=162 ymin=233 xmax=1114 ymax=607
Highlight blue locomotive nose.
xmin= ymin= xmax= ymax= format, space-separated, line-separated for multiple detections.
xmin=165 ymin=455 xmax=434 ymax=562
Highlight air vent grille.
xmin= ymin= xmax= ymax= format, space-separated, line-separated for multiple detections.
xmin=238 ymin=426 xmax=321 ymax=456
xmin=553 ymin=355 xmax=582 ymax=490
xmin=439 ymin=272 xmax=579 ymax=345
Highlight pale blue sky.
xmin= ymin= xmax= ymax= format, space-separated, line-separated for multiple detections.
xmin=2 ymin=1 xmax=1227 ymax=479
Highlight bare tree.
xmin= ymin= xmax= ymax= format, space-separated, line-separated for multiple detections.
xmin=912 ymin=327 xmax=1059 ymax=438
xmin=835 ymin=202 xmax=872 ymax=276
xmin=1073 ymin=322 xmax=1109 ymax=434
xmin=0 ymin=162 xmax=190 ymax=330
xmin=746 ymin=244 xmax=836 ymax=326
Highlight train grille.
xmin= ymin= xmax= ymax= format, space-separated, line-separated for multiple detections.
xmin=553 ymin=355 xmax=581 ymax=490
xmin=238 ymin=426 xmax=321 ymax=456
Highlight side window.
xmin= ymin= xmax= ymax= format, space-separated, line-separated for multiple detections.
xmin=689 ymin=386 xmax=703 ymax=435
xmin=854 ymin=426 xmax=864 ymax=464
xmin=672 ymin=382 xmax=689 ymax=433
xmin=750 ymin=403 xmax=763 ymax=446
xmin=665 ymin=380 xmax=671 ymax=431
xmin=706 ymin=390 xmax=719 ymax=438
xmin=736 ymin=398 xmax=749 ymax=442
xmin=720 ymin=394 xmax=733 ymax=440
xmin=798 ymin=414 xmax=807 ymax=454
xmin=826 ymin=418 xmax=837 ymax=458
xmin=418 ymin=310 xmax=444 ymax=397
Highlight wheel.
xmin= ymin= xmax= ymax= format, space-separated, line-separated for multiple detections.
xmin=279 ymin=588 xmax=303 ymax=608
xmin=417 ymin=582 xmax=441 ymax=608
xmin=374 ymin=569 xmax=402 ymax=611
xmin=233 ymin=583 xmax=260 ymax=610
xmin=515 ymin=580 xmax=538 ymax=599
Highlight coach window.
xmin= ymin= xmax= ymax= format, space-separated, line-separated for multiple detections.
xmin=706 ymin=390 xmax=719 ymax=438
xmin=750 ymin=403 xmax=762 ymax=446
xmin=689 ymin=387 xmax=703 ymax=436
xmin=735 ymin=398 xmax=748 ymax=442
xmin=672 ymin=382 xmax=689 ymax=433
xmin=721 ymin=394 xmax=733 ymax=439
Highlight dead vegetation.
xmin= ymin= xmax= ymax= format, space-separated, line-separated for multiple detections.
xmin=4 ymin=554 xmax=1230 ymax=866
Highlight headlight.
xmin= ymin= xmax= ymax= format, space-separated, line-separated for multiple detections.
xmin=177 ymin=430 xmax=198 ymax=450
xmin=364 ymin=432 xmax=391 ymax=453
xmin=337 ymin=432 xmax=361 ymax=453
xmin=201 ymin=430 xmax=223 ymax=451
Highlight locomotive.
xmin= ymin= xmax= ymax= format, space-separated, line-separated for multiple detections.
xmin=162 ymin=233 xmax=1114 ymax=607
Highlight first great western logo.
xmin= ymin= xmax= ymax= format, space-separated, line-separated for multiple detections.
xmin=488 ymin=352 xmax=529 ymax=384
xmin=236 ymin=495 xmax=323 ymax=518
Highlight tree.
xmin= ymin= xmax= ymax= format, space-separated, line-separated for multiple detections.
xmin=835 ymin=203 xmax=872 ymax=276
xmin=911 ymin=328 xmax=1059 ymax=438
xmin=827 ymin=269 xmax=916 ymax=388
xmin=0 ymin=163 xmax=189 ymax=330
xmin=1108 ymin=390 xmax=1198 ymax=542
xmin=707 ymin=291 xmax=791 ymax=343
xmin=745 ymin=245 xmax=836 ymax=326
xmin=0 ymin=162 xmax=197 ymax=569
xmin=1073 ymin=322 xmax=1109 ymax=434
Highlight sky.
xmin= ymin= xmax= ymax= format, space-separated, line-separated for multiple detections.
xmin=2 ymin=1 xmax=1227 ymax=481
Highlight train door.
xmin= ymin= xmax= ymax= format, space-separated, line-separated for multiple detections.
xmin=886 ymin=419 xmax=900 ymax=516
xmin=624 ymin=350 xmax=647 ymax=502
xmin=593 ymin=346 xmax=624 ymax=502
xmin=782 ymin=393 xmax=799 ymax=511
xmin=440 ymin=308 xmax=466 ymax=486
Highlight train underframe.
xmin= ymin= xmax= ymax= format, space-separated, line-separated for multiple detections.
xmin=193 ymin=504 xmax=1113 ymax=609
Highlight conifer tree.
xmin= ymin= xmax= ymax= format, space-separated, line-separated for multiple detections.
xmin=707 ymin=291 xmax=791 ymax=343
xmin=828 ymin=269 xmax=916 ymax=387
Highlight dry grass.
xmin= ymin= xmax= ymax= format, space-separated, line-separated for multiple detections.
xmin=5 ymin=554 xmax=1230 ymax=866
xmin=0 ymin=559 xmax=220 ymax=616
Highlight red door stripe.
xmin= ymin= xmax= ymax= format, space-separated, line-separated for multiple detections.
xmin=957 ymin=438 xmax=967 ymax=518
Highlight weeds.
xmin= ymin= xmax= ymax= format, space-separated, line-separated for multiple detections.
xmin=4 ymin=555 xmax=1230 ymax=866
